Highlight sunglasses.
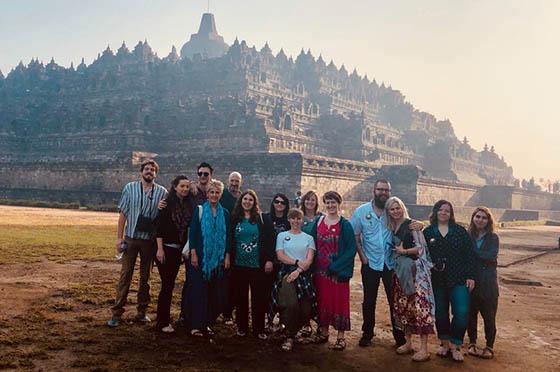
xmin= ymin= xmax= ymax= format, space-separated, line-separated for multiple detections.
xmin=273 ymin=199 xmax=287 ymax=205
xmin=197 ymin=172 xmax=210 ymax=177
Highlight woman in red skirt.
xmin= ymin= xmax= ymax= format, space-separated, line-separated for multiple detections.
xmin=310 ymin=191 xmax=357 ymax=350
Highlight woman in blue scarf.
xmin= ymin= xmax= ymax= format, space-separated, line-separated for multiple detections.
xmin=186 ymin=180 xmax=231 ymax=337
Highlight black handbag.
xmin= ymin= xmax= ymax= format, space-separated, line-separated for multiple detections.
xmin=136 ymin=182 xmax=156 ymax=233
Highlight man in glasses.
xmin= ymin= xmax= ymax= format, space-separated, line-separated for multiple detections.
xmin=193 ymin=162 xmax=213 ymax=206
xmin=220 ymin=171 xmax=242 ymax=213
xmin=351 ymin=179 xmax=422 ymax=348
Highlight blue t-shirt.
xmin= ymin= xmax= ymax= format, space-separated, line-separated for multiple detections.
xmin=234 ymin=218 xmax=260 ymax=268
xmin=276 ymin=231 xmax=315 ymax=261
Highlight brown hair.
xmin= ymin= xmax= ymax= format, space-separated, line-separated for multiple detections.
xmin=429 ymin=199 xmax=456 ymax=225
xmin=140 ymin=159 xmax=159 ymax=174
xmin=231 ymin=189 xmax=261 ymax=225
xmin=468 ymin=206 xmax=495 ymax=237
xmin=287 ymin=208 xmax=304 ymax=219
xmin=322 ymin=190 xmax=342 ymax=204
xmin=301 ymin=190 xmax=319 ymax=216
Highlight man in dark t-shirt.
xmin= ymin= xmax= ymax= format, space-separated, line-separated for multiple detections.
xmin=220 ymin=171 xmax=242 ymax=213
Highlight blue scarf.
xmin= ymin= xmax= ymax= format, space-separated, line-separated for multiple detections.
xmin=200 ymin=201 xmax=227 ymax=281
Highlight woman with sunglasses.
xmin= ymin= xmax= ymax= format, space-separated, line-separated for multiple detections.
xmin=229 ymin=189 xmax=275 ymax=339
xmin=423 ymin=200 xmax=475 ymax=362
xmin=467 ymin=207 xmax=499 ymax=360
xmin=263 ymin=193 xmax=291 ymax=330
xmin=154 ymin=175 xmax=195 ymax=333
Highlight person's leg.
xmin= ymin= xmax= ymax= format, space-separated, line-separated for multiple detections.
xmin=467 ymin=294 xmax=480 ymax=346
xmin=449 ymin=285 xmax=470 ymax=347
xmin=235 ymin=267 xmax=250 ymax=334
xmin=188 ymin=263 xmax=208 ymax=331
xmin=179 ymin=261 xmax=188 ymax=322
xmin=250 ymin=269 xmax=266 ymax=336
xmin=432 ymin=286 xmax=451 ymax=352
xmin=155 ymin=251 xmax=170 ymax=329
xmin=223 ymin=269 xmax=235 ymax=320
xmin=381 ymin=266 xmax=406 ymax=346
xmin=111 ymin=238 xmax=140 ymax=318
xmin=137 ymin=239 xmax=156 ymax=316
xmin=480 ymin=295 xmax=498 ymax=349
xmin=360 ymin=264 xmax=382 ymax=342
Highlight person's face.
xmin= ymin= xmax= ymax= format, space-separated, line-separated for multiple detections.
xmin=324 ymin=198 xmax=339 ymax=215
xmin=437 ymin=203 xmax=452 ymax=224
xmin=388 ymin=202 xmax=403 ymax=221
xmin=374 ymin=182 xmax=391 ymax=206
xmin=141 ymin=164 xmax=157 ymax=183
xmin=241 ymin=193 xmax=254 ymax=212
xmin=229 ymin=175 xmax=241 ymax=192
xmin=197 ymin=167 xmax=212 ymax=186
xmin=304 ymin=195 xmax=317 ymax=212
xmin=473 ymin=210 xmax=489 ymax=231
xmin=288 ymin=215 xmax=303 ymax=230
xmin=175 ymin=179 xmax=191 ymax=199
xmin=273 ymin=197 xmax=287 ymax=213
xmin=208 ymin=187 xmax=221 ymax=204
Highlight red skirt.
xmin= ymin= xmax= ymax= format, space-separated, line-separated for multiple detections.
xmin=314 ymin=274 xmax=350 ymax=331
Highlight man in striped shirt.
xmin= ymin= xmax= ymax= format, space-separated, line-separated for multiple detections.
xmin=108 ymin=159 xmax=167 ymax=327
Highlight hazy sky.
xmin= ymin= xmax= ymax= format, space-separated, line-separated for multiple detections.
xmin=1 ymin=0 xmax=558 ymax=180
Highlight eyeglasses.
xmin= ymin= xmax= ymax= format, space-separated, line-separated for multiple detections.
xmin=273 ymin=200 xmax=287 ymax=205
xmin=375 ymin=188 xmax=391 ymax=193
xmin=197 ymin=172 xmax=210 ymax=177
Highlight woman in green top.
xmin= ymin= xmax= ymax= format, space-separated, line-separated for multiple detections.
xmin=230 ymin=189 xmax=275 ymax=339
xmin=301 ymin=190 xmax=323 ymax=235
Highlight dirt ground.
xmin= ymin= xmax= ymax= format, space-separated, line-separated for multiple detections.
xmin=1 ymin=206 xmax=559 ymax=371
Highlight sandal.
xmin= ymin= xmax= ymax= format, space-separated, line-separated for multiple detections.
xmin=412 ymin=350 xmax=430 ymax=362
xmin=396 ymin=343 xmax=414 ymax=355
xmin=190 ymin=329 xmax=204 ymax=337
xmin=332 ymin=338 xmax=346 ymax=351
xmin=451 ymin=347 xmax=464 ymax=362
xmin=479 ymin=347 xmax=494 ymax=359
xmin=206 ymin=326 xmax=215 ymax=337
xmin=281 ymin=338 xmax=294 ymax=351
xmin=436 ymin=344 xmax=450 ymax=358
xmin=467 ymin=343 xmax=479 ymax=356
xmin=313 ymin=333 xmax=329 ymax=344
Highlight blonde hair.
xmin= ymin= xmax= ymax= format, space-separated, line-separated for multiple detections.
xmin=207 ymin=179 xmax=224 ymax=194
xmin=384 ymin=196 xmax=410 ymax=231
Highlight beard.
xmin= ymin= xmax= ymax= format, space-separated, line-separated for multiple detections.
xmin=373 ymin=194 xmax=387 ymax=209
xmin=142 ymin=174 xmax=154 ymax=183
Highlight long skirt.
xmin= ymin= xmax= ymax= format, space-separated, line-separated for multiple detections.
xmin=392 ymin=273 xmax=435 ymax=335
xmin=314 ymin=274 xmax=350 ymax=331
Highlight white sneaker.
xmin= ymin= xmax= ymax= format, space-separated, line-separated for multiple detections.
xmin=451 ymin=347 xmax=464 ymax=362
xmin=161 ymin=324 xmax=175 ymax=333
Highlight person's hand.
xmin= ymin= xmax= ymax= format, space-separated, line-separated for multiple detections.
xmin=158 ymin=199 xmax=167 ymax=210
xmin=299 ymin=260 xmax=311 ymax=271
xmin=224 ymin=253 xmax=231 ymax=270
xmin=393 ymin=242 xmax=406 ymax=255
xmin=156 ymin=248 xmax=165 ymax=264
xmin=466 ymin=279 xmax=475 ymax=292
xmin=115 ymin=239 xmax=123 ymax=255
xmin=191 ymin=252 xmax=199 ymax=269
xmin=287 ymin=270 xmax=300 ymax=283
xmin=264 ymin=261 xmax=273 ymax=273
xmin=409 ymin=220 xmax=424 ymax=231
xmin=359 ymin=253 xmax=368 ymax=266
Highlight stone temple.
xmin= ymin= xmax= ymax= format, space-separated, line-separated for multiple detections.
xmin=1 ymin=13 xmax=559 ymax=220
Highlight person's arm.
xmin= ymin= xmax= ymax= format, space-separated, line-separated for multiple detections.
xmin=409 ymin=220 xmax=424 ymax=231
xmin=156 ymin=237 xmax=165 ymax=263
xmin=328 ymin=220 xmax=357 ymax=278
xmin=276 ymin=249 xmax=297 ymax=266
xmin=350 ymin=210 xmax=368 ymax=265
xmin=189 ymin=208 xmax=201 ymax=269
xmin=461 ymin=228 xmax=476 ymax=290
xmin=287 ymin=247 xmax=315 ymax=283
xmin=224 ymin=210 xmax=231 ymax=269
xmin=116 ymin=212 xmax=127 ymax=255
xmin=478 ymin=234 xmax=499 ymax=261
xmin=262 ymin=216 xmax=274 ymax=273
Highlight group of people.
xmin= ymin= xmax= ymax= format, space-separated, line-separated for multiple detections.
xmin=108 ymin=159 xmax=499 ymax=362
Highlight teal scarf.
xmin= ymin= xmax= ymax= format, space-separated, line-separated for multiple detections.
xmin=200 ymin=201 xmax=227 ymax=280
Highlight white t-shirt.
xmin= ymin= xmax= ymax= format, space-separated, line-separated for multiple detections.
xmin=275 ymin=231 xmax=315 ymax=261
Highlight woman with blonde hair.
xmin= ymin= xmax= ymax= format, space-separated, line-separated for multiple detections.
xmin=385 ymin=196 xmax=435 ymax=362
xmin=467 ymin=206 xmax=499 ymax=359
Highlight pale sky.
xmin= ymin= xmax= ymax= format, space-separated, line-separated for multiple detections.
xmin=1 ymin=0 xmax=558 ymax=181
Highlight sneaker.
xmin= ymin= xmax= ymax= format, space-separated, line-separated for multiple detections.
xmin=107 ymin=316 xmax=120 ymax=327
xmin=300 ymin=325 xmax=313 ymax=337
xmin=161 ymin=324 xmax=175 ymax=333
xmin=281 ymin=338 xmax=294 ymax=352
xmin=224 ymin=317 xmax=235 ymax=326
xmin=358 ymin=336 xmax=372 ymax=347
xmin=134 ymin=313 xmax=151 ymax=323
xmin=257 ymin=333 xmax=268 ymax=340
xmin=396 ymin=343 xmax=414 ymax=355
xmin=236 ymin=330 xmax=247 ymax=337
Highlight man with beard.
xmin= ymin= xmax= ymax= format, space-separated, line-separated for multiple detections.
xmin=351 ymin=179 xmax=422 ymax=347
xmin=108 ymin=159 xmax=167 ymax=327
xmin=220 ymin=171 xmax=242 ymax=213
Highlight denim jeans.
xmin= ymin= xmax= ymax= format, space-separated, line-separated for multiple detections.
xmin=433 ymin=285 xmax=470 ymax=346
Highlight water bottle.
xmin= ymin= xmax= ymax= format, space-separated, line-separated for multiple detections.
xmin=115 ymin=240 xmax=128 ymax=261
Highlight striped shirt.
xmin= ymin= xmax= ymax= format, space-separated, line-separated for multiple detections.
xmin=118 ymin=181 xmax=167 ymax=240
